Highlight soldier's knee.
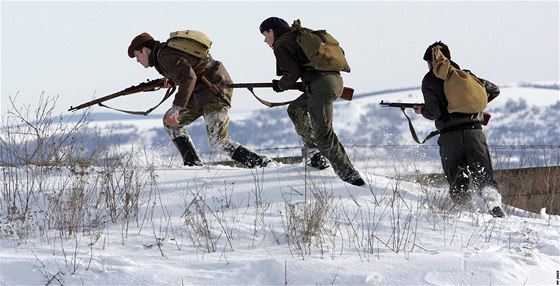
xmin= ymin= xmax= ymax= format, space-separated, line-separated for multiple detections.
xmin=287 ymin=103 xmax=306 ymax=118
xmin=287 ymin=103 xmax=297 ymax=117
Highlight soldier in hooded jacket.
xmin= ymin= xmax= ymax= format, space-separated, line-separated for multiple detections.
xmin=128 ymin=32 xmax=271 ymax=168
xmin=413 ymin=41 xmax=505 ymax=218
xmin=258 ymin=17 xmax=365 ymax=186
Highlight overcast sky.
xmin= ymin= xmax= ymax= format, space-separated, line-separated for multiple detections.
xmin=1 ymin=1 xmax=558 ymax=118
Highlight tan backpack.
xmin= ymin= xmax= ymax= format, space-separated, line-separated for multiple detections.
xmin=292 ymin=20 xmax=351 ymax=73
xmin=167 ymin=30 xmax=212 ymax=59
xmin=432 ymin=47 xmax=487 ymax=113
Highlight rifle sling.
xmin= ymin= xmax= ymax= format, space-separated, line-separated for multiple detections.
xmin=400 ymin=107 xmax=440 ymax=144
xmin=98 ymin=84 xmax=176 ymax=116
xmin=246 ymin=87 xmax=294 ymax=108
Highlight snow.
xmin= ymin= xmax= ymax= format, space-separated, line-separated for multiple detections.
xmin=1 ymin=83 xmax=559 ymax=285
xmin=1 ymin=158 xmax=559 ymax=285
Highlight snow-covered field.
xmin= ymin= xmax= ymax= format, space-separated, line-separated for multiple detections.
xmin=1 ymin=83 xmax=558 ymax=285
xmin=1 ymin=160 xmax=558 ymax=285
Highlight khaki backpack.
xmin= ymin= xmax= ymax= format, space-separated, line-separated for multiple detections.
xmin=292 ymin=20 xmax=351 ymax=73
xmin=432 ymin=46 xmax=487 ymax=113
xmin=167 ymin=30 xmax=212 ymax=59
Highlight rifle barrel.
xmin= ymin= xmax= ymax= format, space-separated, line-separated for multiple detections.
xmin=227 ymin=83 xmax=274 ymax=89
xmin=68 ymin=78 xmax=164 ymax=112
xmin=68 ymin=91 xmax=127 ymax=111
xmin=380 ymin=101 xmax=424 ymax=108
xmin=227 ymin=82 xmax=352 ymax=101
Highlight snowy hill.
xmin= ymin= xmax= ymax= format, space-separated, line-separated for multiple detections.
xmin=84 ymin=82 xmax=560 ymax=168
xmin=0 ymin=83 xmax=558 ymax=285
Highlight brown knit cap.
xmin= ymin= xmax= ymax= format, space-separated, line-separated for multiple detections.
xmin=128 ymin=32 xmax=154 ymax=58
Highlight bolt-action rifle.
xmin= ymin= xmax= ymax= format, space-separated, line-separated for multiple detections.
xmin=226 ymin=82 xmax=353 ymax=107
xmin=379 ymin=101 xmax=424 ymax=109
xmin=68 ymin=78 xmax=175 ymax=116
xmin=380 ymin=100 xmax=491 ymax=144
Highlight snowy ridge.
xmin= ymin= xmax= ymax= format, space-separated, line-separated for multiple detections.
xmin=0 ymin=83 xmax=558 ymax=285
xmin=83 ymin=83 xmax=560 ymax=168
xmin=1 ymin=161 xmax=558 ymax=285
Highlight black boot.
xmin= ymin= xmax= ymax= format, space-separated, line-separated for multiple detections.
xmin=302 ymin=146 xmax=330 ymax=170
xmin=231 ymin=146 xmax=271 ymax=168
xmin=449 ymin=169 xmax=472 ymax=205
xmin=343 ymin=172 xmax=365 ymax=186
xmin=310 ymin=152 xmax=330 ymax=170
xmin=172 ymin=136 xmax=202 ymax=166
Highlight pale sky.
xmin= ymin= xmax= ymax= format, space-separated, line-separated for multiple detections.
xmin=1 ymin=1 xmax=559 ymax=118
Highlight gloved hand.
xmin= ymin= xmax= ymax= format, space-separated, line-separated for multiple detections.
xmin=164 ymin=105 xmax=182 ymax=126
xmin=272 ymin=79 xmax=284 ymax=93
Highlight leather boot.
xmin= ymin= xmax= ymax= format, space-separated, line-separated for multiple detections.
xmin=302 ymin=146 xmax=330 ymax=170
xmin=231 ymin=146 xmax=270 ymax=168
xmin=172 ymin=136 xmax=202 ymax=166
xmin=309 ymin=150 xmax=330 ymax=170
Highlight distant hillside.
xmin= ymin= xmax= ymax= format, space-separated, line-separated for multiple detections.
xmin=63 ymin=83 xmax=560 ymax=168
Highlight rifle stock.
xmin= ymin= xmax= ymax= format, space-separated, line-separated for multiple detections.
xmin=68 ymin=78 xmax=165 ymax=112
xmin=227 ymin=82 xmax=353 ymax=101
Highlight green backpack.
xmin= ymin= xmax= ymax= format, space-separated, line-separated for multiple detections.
xmin=167 ymin=30 xmax=212 ymax=59
xmin=292 ymin=20 xmax=351 ymax=73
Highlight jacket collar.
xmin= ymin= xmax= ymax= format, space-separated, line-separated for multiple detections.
xmin=273 ymin=27 xmax=292 ymax=46
xmin=148 ymin=41 xmax=162 ymax=67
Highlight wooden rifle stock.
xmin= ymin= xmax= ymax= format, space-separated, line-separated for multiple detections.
xmin=68 ymin=78 xmax=165 ymax=112
xmin=227 ymin=82 xmax=354 ymax=101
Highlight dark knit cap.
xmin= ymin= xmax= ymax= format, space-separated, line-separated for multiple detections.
xmin=128 ymin=32 xmax=154 ymax=58
xmin=423 ymin=41 xmax=451 ymax=61
xmin=259 ymin=17 xmax=289 ymax=34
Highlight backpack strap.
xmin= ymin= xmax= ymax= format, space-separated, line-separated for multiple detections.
xmin=399 ymin=107 xmax=440 ymax=144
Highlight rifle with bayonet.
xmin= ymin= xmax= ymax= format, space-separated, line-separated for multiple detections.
xmin=226 ymin=82 xmax=354 ymax=107
xmin=68 ymin=78 xmax=174 ymax=115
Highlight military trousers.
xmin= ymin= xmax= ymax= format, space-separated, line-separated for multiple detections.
xmin=287 ymin=73 xmax=358 ymax=180
xmin=163 ymin=102 xmax=240 ymax=156
xmin=438 ymin=128 xmax=499 ymax=193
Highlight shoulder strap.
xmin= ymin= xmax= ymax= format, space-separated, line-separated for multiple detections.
xmin=399 ymin=107 xmax=440 ymax=144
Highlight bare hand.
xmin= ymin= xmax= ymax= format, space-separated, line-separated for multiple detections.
xmin=162 ymin=78 xmax=173 ymax=88
xmin=413 ymin=105 xmax=423 ymax=114
xmin=164 ymin=105 xmax=181 ymax=126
